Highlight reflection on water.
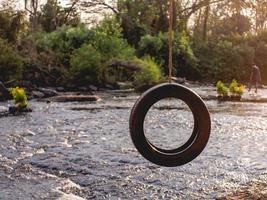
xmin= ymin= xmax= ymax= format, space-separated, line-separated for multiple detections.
xmin=0 ymin=93 xmax=266 ymax=199
xmin=144 ymin=99 xmax=194 ymax=150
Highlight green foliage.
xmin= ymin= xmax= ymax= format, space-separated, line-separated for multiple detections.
xmin=70 ymin=44 xmax=102 ymax=85
xmin=138 ymin=34 xmax=163 ymax=61
xmin=34 ymin=24 xmax=91 ymax=66
xmin=69 ymin=17 xmax=135 ymax=85
xmin=229 ymin=79 xmax=238 ymax=94
xmin=20 ymin=16 xmax=136 ymax=86
xmin=117 ymin=0 xmax=168 ymax=40
xmin=229 ymin=79 xmax=245 ymax=96
xmin=138 ymin=32 xmax=198 ymax=79
xmin=88 ymin=17 xmax=135 ymax=60
xmin=93 ymin=17 xmax=123 ymax=39
xmin=0 ymin=38 xmax=23 ymax=82
xmin=216 ymin=81 xmax=228 ymax=97
xmin=211 ymin=13 xmax=251 ymax=37
xmin=235 ymin=85 xmax=245 ymax=96
xmin=194 ymin=40 xmax=254 ymax=82
xmin=10 ymin=87 xmax=28 ymax=108
xmin=133 ymin=56 xmax=162 ymax=88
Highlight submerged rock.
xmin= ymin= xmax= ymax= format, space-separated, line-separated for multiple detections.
xmin=8 ymin=106 xmax=33 ymax=114
xmin=38 ymin=88 xmax=58 ymax=98
xmin=116 ymin=82 xmax=133 ymax=90
xmin=31 ymin=91 xmax=45 ymax=99
xmin=47 ymin=95 xmax=101 ymax=102
xmin=0 ymin=106 xmax=8 ymax=113
xmin=0 ymin=106 xmax=9 ymax=117
xmin=88 ymin=85 xmax=98 ymax=91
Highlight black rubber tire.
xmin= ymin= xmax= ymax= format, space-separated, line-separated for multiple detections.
xmin=129 ymin=83 xmax=211 ymax=167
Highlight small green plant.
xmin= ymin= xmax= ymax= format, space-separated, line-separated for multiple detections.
xmin=216 ymin=81 xmax=228 ymax=97
xmin=229 ymin=79 xmax=245 ymax=97
xmin=236 ymin=85 xmax=245 ymax=96
xmin=133 ymin=56 xmax=163 ymax=88
xmin=10 ymin=87 xmax=28 ymax=108
xmin=229 ymin=79 xmax=238 ymax=95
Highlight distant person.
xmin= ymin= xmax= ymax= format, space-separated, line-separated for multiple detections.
xmin=248 ymin=63 xmax=261 ymax=93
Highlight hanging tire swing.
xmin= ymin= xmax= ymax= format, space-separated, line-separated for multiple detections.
xmin=129 ymin=83 xmax=211 ymax=167
xmin=129 ymin=0 xmax=211 ymax=167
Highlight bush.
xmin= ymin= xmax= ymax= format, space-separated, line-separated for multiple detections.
xmin=138 ymin=32 xmax=198 ymax=79
xmin=0 ymin=38 xmax=23 ymax=82
xmin=34 ymin=24 xmax=91 ymax=66
xmin=194 ymin=40 xmax=254 ymax=82
xmin=229 ymin=79 xmax=245 ymax=96
xmin=10 ymin=87 xmax=28 ymax=108
xmin=70 ymin=44 xmax=102 ymax=85
xmin=88 ymin=17 xmax=135 ymax=61
xmin=138 ymin=34 xmax=163 ymax=60
xmin=32 ymin=18 xmax=136 ymax=85
xmin=216 ymin=81 xmax=228 ymax=97
xmin=133 ymin=56 xmax=162 ymax=89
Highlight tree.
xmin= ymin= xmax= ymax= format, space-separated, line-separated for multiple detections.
xmin=212 ymin=13 xmax=251 ymax=37
xmin=0 ymin=0 xmax=17 ymax=11
xmin=249 ymin=0 xmax=267 ymax=31
xmin=25 ymin=0 xmax=39 ymax=31
xmin=0 ymin=9 xmax=27 ymax=43
xmin=39 ymin=0 xmax=80 ymax=32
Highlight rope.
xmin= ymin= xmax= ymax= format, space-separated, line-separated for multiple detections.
xmin=168 ymin=0 xmax=174 ymax=83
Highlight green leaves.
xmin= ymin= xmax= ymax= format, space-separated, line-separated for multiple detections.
xmin=216 ymin=80 xmax=245 ymax=97
xmin=133 ymin=56 xmax=162 ymax=88
xmin=138 ymin=31 xmax=197 ymax=78
xmin=216 ymin=81 xmax=229 ymax=97
xmin=70 ymin=44 xmax=102 ymax=85
xmin=10 ymin=87 xmax=28 ymax=108
xmin=229 ymin=79 xmax=245 ymax=96
xmin=69 ymin=17 xmax=136 ymax=85
xmin=0 ymin=38 xmax=23 ymax=82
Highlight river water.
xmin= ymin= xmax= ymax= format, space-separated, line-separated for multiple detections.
xmin=0 ymin=87 xmax=266 ymax=199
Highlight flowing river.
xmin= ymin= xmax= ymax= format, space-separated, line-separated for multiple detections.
xmin=0 ymin=87 xmax=266 ymax=199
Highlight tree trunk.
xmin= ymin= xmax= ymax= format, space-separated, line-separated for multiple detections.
xmin=202 ymin=3 xmax=210 ymax=42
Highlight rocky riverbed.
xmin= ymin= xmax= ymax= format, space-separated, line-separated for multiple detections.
xmin=0 ymin=86 xmax=266 ymax=199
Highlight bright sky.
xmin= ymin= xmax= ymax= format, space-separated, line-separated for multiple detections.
xmin=0 ymin=0 xmax=72 ymax=9
xmin=0 ymin=0 xmax=106 ymax=25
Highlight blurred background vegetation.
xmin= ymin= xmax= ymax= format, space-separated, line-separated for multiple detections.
xmin=1 ymin=0 xmax=267 ymax=89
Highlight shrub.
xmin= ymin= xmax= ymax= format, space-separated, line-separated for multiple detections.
xmin=194 ymin=40 xmax=254 ymax=82
xmin=133 ymin=56 xmax=162 ymax=88
xmin=88 ymin=18 xmax=135 ymax=61
xmin=138 ymin=32 xmax=198 ymax=79
xmin=229 ymin=79 xmax=245 ymax=96
xmin=229 ymin=79 xmax=238 ymax=95
xmin=32 ymin=18 xmax=136 ymax=85
xmin=0 ymin=38 xmax=23 ymax=82
xmin=34 ymin=24 xmax=91 ymax=66
xmin=70 ymin=44 xmax=102 ymax=85
xmin=235 ymin=85 xmax=245 ymax=96
xmin=216 ymin=81 xmax=228 ymax=97
xmin=10 ymin=87 xmax=28 ymax=108
xmin=138 ymin=34 xmax=163 ymax=59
